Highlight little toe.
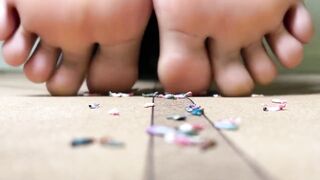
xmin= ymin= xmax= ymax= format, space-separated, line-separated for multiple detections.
xmin=210 ymin=42 xmax=254 ymax=96
xmin=2 ymin=26 xmax=37 ymax=66
xmin=267 ymin=25 xmax=303 ymax=69
xmin=242 ymin=42 xmax=277 ymax=85
xmin=157 ymin=30 xmax=211 ymax=94
xmin=0 ymin=1 xmax=18 ymax=40
xmin=285 ymin=2 xmax=314 ymax=44
xmin=87 ymin=40 xmax=141 ymax=93
xmin=24 ymin=41 xmax=60 ymax=83
xmin=46 ymin=46 xmax=92 ymax=96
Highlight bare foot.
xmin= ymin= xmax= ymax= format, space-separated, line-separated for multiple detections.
xmin=153 ymin=0 xmax=314 ymax=96
xmin=0 ymin=0 xmax=152 ymax=95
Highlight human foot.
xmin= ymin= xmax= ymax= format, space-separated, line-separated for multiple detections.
xmin=153 ymin=0 xmax=314 ymax=96
xmin=0 ymin=0 xmax=152 ymax=95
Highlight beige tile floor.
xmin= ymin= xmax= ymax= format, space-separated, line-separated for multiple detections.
xmin=0 ymin=73 xmax=320 ymax=180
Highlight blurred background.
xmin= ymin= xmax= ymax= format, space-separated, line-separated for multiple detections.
xmin=0 ymin=0 xmax=319 ymax=74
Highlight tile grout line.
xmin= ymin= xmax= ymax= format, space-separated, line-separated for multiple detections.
xmin=143 ymin=83 xmax=157 ymax=180
xmin=187 ymin=97 xmax=273 ymax=180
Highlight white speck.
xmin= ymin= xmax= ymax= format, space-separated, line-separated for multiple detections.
xmin=144 ymin=103 xmax=155 ymax=108
xmin=89 ymin=103 xmax=100 ymax=109
xmin=109 ymin=91 xmax=133 ymax=97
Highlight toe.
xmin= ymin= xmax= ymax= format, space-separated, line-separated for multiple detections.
xmin=285 ymin=2 xmax=314 ymax=44
xmin=157 ymin=30 xmax=211 ymax=94
xmin=267 ymin=25 xmax=303 ymax=69
xmin=46 ymin=46 xmax=92 ymax=96
xmin=0 ymin=1 xmax=18 ymax=40
xmin=24 ymin=41 xmax=60 ymax=83
xmin=87 ymin=40 xmax=141 ymax=93
xmin=2 ymin=26 xmax=37 ymax=66
xmin=210 ymin=42 xmax=254 ymax=96
xmin=242 ymin=42 xmax=277 ymax=85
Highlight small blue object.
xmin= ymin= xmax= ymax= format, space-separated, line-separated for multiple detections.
xmin=191 ymin=108 xmax=204 ymax=116
xmin=71 ymin=138 xmax=95 ymax=147
xmin=214 ymin=121 xmax=238 ymax=131
xmin=186 ymin=104 xmax=201 ymax=112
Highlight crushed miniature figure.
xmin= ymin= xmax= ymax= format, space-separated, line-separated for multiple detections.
xmin=0 ymin=0 xmax=314 ymax=96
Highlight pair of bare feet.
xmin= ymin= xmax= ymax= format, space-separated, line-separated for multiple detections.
xmin=0 ymin=0 xmax=314 ymax=96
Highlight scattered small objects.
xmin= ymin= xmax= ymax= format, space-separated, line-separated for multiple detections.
xmin=147 ymin=125 xmax=175 ymax=137
xmin=185 ymin=104 xmax=201 ymax=112
xmin=100 ymin=137 xmax=125 ymax=148
xmin=214 ymin=117 xmax=241 ymax=131
xmin=164 ymin=94 xmax=176 ymax=99
xmin=186 ymin=104 xmax=204 ymax=116
xmin=200 ymin=139 xmax=217 ymax=151
xmin=147 ymin=123 xmax=215 ymax=150
xmin=109 ymin=91 xmax=133 ymax=97
xmin=157 ymin=92 xmax=193 ymax=99
xmin=174 ymin=135 xmax=202 ymax=146
xmin=144 ymin=103 xmax=155 ymax=108
xmin=263 ymin=99 xmax=287 ymax=112
xmin=174 ymin=91 xmax=193 ymax=99
xmin=71 ymin=137 xmax=125 ymax=148
xmin=108 ymin=108 xmax=120 ymax=116
xmin=251 ymin=94 xmax=264 ymax=97
xmin=263 ymin=104 xmax=286 ymax=112
xmin=83 ymin=91 xmax=102 ymax=96
xmin=271 ymin=98 xmax=287 ymax=104
xmin=142 ymin=92 xmax=159 ymax=98
xmin=71 ymin=138 xmax=95 ymax=147
xmin=213 ymin=94 xmax=221 ymax=98
xmin=88 ymin=103 xmax=100 ymax=109
xmin=178 ymin=123 xmax=203 ymax=135
xmin=166 ymin=115 xmax=187 ymax=121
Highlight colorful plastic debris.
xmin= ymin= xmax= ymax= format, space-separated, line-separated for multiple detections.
xmin=191 ymin=108 xmax=204 ymax=116
xmin=212 ymin=94 xmax=221 ymax=98
xmin=263 ymin=99 xmax=287 ymax=112
xmin=71 ymin=138 xmax=95 ymax=147
xmin=251 ymin=94 xmax=264 ymax=97
xmin=166 ymin=115 xmax=187 ymax=121
xmin=83 ymin=91 xmax=102 ymax=96
xmin=214 ymin=118 xmax=241 ymax=131
xmin=100 ymin=137 xmax=125 ymax=148
xmin=185 ymin=104 xmax=202 ymax=112
xmin=109 ymin=91 xmax=133 ymax=97
xmin=174 ymin=91 xmax=193 ymax=99
xmin=144 ymin=103 xmax=155 ymax=108
xmin=71 ymin=136 xmax=125 ymax=148
xmin=157 ymin=92 xmax=193 ymax=99
xmin=200 ymin=139 xmax=217 ymax=151
xmin=88 ymin=103 xmax=100 ymax=109
xmin=108 ymin=108 xmax=120 ymax=116
xmin=263 ymin=104 xmax=286 ymax=112
xmin=164 ymin=94 xmax=176 ymax=99
xmin=185 ymin=104 xmax=204 ymax=116
xmin=147 ymin=123 xmax=213 ymax=149
xmin=178 ymin=123 xmax=202 ymax=135
xmin=147 ymin=125 xmax=175 ymax=137
xmin=142 ymin=92 xmax=159 ymax=98
xmin=174 ymin=135 xmax=201 ymax=146
xmin=271 ymin=98 xmax=287 ymax=104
